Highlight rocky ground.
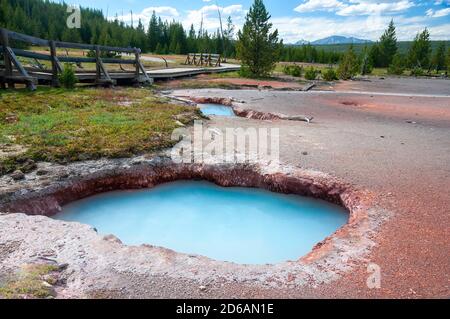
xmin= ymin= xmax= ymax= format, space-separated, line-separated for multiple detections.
xmin=1 ymin=76 xmax=449 ymax=298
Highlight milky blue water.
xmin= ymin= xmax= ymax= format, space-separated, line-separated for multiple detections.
xmin=198 ymin=103 xmax=236 ymax=116
xmin=54 ymin=181 xmax=348 ymax=264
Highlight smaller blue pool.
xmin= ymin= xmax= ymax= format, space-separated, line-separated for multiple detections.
xmin=198 ymin=103 xmax=236 ymax=116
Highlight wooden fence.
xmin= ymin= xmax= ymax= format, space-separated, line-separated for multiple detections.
xmin=0 ymin=28 xmax=152 ymax=90
xmin=185 ymin=53 xmax=222 ymax=67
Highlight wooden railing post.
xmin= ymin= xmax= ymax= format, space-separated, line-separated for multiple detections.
xmin=95 ymin=45 xmax=101 ymax=84
xmin=134 ymin=48 xmax=140 ymax=84
xmin=49 ymin=40 xmax=59 ymax=87
xmin=0 ymin=28 xmax=13 ymax=88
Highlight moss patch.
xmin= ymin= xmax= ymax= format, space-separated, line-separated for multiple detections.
xmin=0 ymin=264 xmax=60 ymax=299
xmin=0 ymin=87 xmax=198 ymax=175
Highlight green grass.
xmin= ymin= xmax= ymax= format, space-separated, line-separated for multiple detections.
xmin=207 ymin=71 xmax=241 ymax=78
xmin=0 ymin=87 xmax=199 ymax=175
xmin=371 ymin=68 xmax=388 ymax=76
xmin=0 ymin=264 xmax=60 ymax=299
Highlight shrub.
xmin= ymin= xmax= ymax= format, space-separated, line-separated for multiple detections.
xmin=87 ymin=50 xmax=121 ymax=59
xmin=410 ymin=67 xmax=425 ymax=77
xmin=322 ymin=68 xmax=337 ymax=81
xmin=387 ymin=54 xmax=405 ymax=75
xmin=238 ymin=66 xmax=254 ymax=78
xmin=304 ymin=67 xmax=318 ymax=80
xmin=58 ymin=63 xmax=78 ymax=88
xmin=283 ymin=64 xmax=303 ymax=77
xmin=360 ymin=56 xmax=373 ymax=75
xmin=291 ymin=66 xmax=303 ymax=77
xmin=446 ymin=48 xmax=450 ymax=72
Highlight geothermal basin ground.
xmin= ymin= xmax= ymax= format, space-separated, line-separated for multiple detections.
xmin=0 ymin=76 xmax=449 ymax=299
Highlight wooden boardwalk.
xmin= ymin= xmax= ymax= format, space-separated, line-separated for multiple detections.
xmin=3 ymin=64 xmax=240 ymax=84
xmin=147 ymin=64 xmax=240 ymax=79
xmin=0 ymin=28 xmax=239 ymax=90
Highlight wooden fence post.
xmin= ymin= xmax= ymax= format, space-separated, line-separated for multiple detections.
xmin=49 ymin=40 xmax=59 ymax=87
xmin=134 ymin=48 xmax=140 ymax=84
xmin=95 ymin=45 xmax=101 ymax=84
xmin=0 ymin=28 xmax=13 ymax=88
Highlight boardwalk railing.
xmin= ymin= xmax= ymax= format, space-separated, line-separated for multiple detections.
xmin=0 ymin=28 xmax=152 ymax=90
xmin=185 ymin=53 xmax=222 ymax=67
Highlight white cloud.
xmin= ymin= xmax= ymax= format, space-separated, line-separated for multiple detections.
xmin=185 ymin=4 xmax=246 ymax=33
xmin=141 ymin=7 xmax=179 ymax=17
xmin=426 ymin=8 xmax=450 ymax=18
xmin=294 ymin=0 xmax=344 ymax=13
xmin=110 ymin=6 xmax=179 ymax=25
xmin=294 ymin=0 xmax=415 ymax=16
xmin=337 ymin=1 xmax=415 ymax=16
xmin=428 ymin=23 xmax=450 ymax=39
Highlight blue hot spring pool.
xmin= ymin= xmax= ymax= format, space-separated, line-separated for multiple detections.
xmin=54 ymin=181 xmax=348 ymax=264
xmin=198 ymin=103 xmax=235 ymax=116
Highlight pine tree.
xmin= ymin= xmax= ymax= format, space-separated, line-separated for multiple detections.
xmin=236 ymin=0 xmax=281 ymax=78
xmin=147 ymin=11 xmax=159 ymax=52
xmin=223 ymin=16 xmax=235 ymax=58
xmin=387 ymin=54 xmax=405 ymax=75
xmin=187 ymin=24 xmax=197 ymax=53
xmin=98 ymin=24 xmax=111 ymax=46
xmin=379 ymin=20 xmax=398 ymax=67
xmin=337 ymin=45 xmax=359 ymax=80
xmin=61 ymin=28 xmax=82 ymax=43
xmin=446 ymin=48 xmax=450 ymax=72
xmin=369 ymin=43 xmax=382 ymax=67
xmin=408 ymin=28 xmax=432 ymax=70
xmin=155 ymin=43 xmax=163 ymax=54
xmin=360 ymin=45 xmax=373 ymax=75
xmin=175 ymin=43 xmax=181 ymax=55
xmin=12 ymin=6 xmax=27 ymax=33
xmin=432 ymin=42 xmax=446 ymax=72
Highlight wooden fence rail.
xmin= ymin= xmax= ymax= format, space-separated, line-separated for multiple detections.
xmin=0 ymin=28 xmax=152 ymax=90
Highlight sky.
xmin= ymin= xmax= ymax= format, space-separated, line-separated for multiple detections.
xmin=70 ymin=0 xmax=450 ymax=43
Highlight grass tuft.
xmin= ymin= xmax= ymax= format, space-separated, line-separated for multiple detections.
xmin=0 ymin=264 xmax=60 ymax=299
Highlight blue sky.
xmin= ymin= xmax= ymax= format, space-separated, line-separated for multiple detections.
xmin=72 ymin=0 xmax=450 ymax=42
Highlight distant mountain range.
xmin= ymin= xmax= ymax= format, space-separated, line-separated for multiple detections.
xmin=295 ymin=39 xmax=309 ymax=45
xmin=294 ymin=36 xmax=372 ymax=46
